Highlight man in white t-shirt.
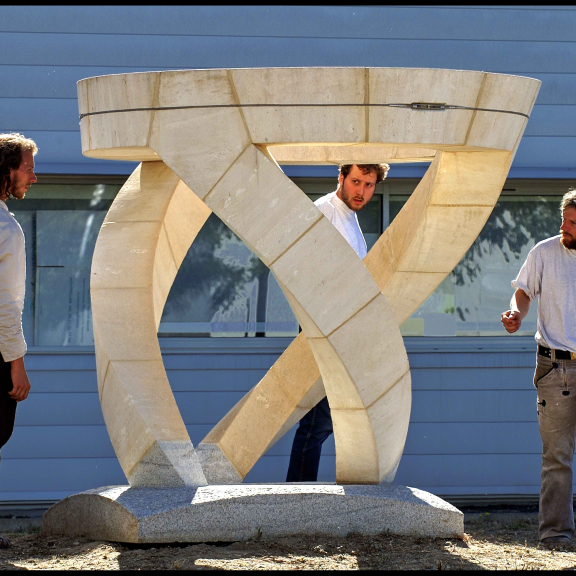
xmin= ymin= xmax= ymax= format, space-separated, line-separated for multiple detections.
xmin=286 ymin=163 xmax=389 ymax=483
xmin=501 ymin=189 xmax=576 ymax=547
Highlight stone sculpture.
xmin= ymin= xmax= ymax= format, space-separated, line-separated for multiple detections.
xmin=43 ymin=67 xmax=540 ymax=543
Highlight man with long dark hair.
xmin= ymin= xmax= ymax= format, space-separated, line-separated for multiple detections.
xmin=0 ymin=133 xmax=37 ymax=548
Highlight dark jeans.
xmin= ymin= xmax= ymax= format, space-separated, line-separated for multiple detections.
xmin=286 ymin=397 xmax=333 ymax=482
xmin=0 ymin=352 xmax=17 ymax=457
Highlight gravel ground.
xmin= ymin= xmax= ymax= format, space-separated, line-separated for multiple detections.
xmin=0 ymin=513 xmax=574 ymax=570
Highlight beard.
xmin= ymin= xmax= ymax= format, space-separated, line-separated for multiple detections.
xmin=561 ymin=233 xmax=576 ymax=250
xmin=339 ymin=184 xmax=365 ymax=212
xmin=5 ymin=177 xmax=24 ymax=200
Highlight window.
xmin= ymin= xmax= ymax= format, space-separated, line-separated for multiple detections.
xmin=389 ymin=181 xmax=568 ymax=337
xmin=11 ymin=177 xmax=120 ymax=347
xmin=14 ymin=175 xmax=570 ymax=347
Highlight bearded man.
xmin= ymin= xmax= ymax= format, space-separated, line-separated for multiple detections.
xmin=0 ymin=133 xmax=37 ymax=548
xmin=286 ymin=163 xmax=389 ymax=483
xmin=501 ymin=189 xmax=576 ymax=547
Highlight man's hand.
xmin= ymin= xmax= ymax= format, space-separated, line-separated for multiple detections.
xmin=501 ymin=310 xmax=522 ymax=333
xmin=9 ymin=356 xmax=30 ymax=402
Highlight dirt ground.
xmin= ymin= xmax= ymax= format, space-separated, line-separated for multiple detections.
xmin=1 ymin=513 xmax=575 ymax=570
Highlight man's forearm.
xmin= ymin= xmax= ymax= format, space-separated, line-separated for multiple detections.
xmin=510 ymin=289 xmax=531 ymax=319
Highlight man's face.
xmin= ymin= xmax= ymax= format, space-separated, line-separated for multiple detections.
xmin=560 ymin=206 xmax=576 ymax=250
xmin=7 ymin=150 xmax=37 ymax=200
xmin=336 ymin=165 xmax=377 ymax=212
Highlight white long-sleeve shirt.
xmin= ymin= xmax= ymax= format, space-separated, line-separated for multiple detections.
xmin=0 ymin=200 xmax=27 ymax=362
xmin=314 ymin=192 xmax=367 ymax=259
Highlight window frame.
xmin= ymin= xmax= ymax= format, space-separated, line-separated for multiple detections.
xmin=23 ymin=174 xmax=573 ymax=354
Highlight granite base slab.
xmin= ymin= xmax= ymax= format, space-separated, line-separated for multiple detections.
xmin=42 ymin=483 xmax=463 ymax=543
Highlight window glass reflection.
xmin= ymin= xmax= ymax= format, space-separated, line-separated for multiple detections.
xmin=391 ymin=195 xmax=563 ymax=336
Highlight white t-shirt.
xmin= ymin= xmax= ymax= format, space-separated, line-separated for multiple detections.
xmin=314 ymin=192 xmax=367 ymax=259
xmin=512 ymin=235 xmax=576 ymax=352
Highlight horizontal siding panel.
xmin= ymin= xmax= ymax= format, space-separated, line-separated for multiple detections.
xmin=24 ymin=354 xmax=96 ymax=371
xmin=411 ymin=367 xmax=535 ymax=390
xmin=1 ymin=34 xmax=575 ymax=73
xmin=1 ymin=6 xmax=576 ymax=42
xmin=0 ymin=458 xmax=125 ymax=493
xmin=407 ymin=351 xmax=536 ymax=369
xmin=0 ymin=98 xmax=80 ymax=131
xmin=168 ymin=369 xmax=264 ymax=392
xmin=395 ymin=454 xmax=543 ymax=489
xmin=404 ymin=422 xmax=541 ymax=455
xmin=411 ymin=390 xmax=537 ymax=423
xmin=2 ymin=426 xmax=115 ymax=459
xmin=14 ymin=393 xmax=104 ymax=426
xmin=530 ymin=74 xmax=576 ymax=105
xmin=27 ymin=370 xmax=97 ymax=393
xmin=514 ymin=136 xmax=576 ymax=168
xmin=523 ymin=105 xmax=576 ymax=137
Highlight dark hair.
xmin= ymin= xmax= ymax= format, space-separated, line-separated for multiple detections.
xmin=338 ymin=164 xmax=390 ymax=185
xmin=0 ymin=133 xmax=38 ymax=199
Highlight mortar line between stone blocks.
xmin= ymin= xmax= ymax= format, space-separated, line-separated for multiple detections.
xmin=98 ymin=357 xmax=111 ymax=403
xmin=266 ymin=214 xmax=323 ymax=269
xmin=365 ymin=367 xmax=410 ymax=411
xmin=146 ymin=73 xmax=162 ymax=146
xmin=85 ymin=80 xmax=92 ymax=150
xmin=325 ymin=290 xmax=381 ymax=339
xmin=160 ymin=219 xmax=178 ymax=272
xmin=364 ymin=68 xmax=370 ymax=143
xmin=227 ymin=69 xmax=253 ymax=142
xmin=511 ymin=119 xmax=528 ymax=158
xmin=203 ymin=142 xmax=252 ymax=204
xmin=463 ymin=73 xmax=487 ymax=146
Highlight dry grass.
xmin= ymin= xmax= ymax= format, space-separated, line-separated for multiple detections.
xmin=0 ymin=513 xmax=575 ymax=570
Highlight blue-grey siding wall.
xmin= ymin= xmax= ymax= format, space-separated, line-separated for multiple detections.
xmin=0 ymin=6 xmax=571 ymax=503
xmin=0 ymin=338 xmax=541 ymax=502
xmin=0 ymin=6 xmax=575 ymax=177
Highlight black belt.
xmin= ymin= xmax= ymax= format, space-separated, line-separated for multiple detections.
xmin=538 ymin=345 xmax=576 ymax=361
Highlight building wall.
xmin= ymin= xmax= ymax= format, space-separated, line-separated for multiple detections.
xmin=0 ymin=5 xmax=574 ymax=503
xmin=1 ymin=6 xmax=576 ymax=177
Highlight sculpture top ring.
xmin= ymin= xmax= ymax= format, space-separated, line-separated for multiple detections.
xmin=82 ymin=68 xmax=540 ymax=488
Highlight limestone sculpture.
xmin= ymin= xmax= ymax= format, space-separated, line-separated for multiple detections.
xmin=43 ymin=67 xmax=540 ymax=542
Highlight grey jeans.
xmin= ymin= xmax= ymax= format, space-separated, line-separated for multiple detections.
xmin=535 ymin=351 xmax=576 ymax=540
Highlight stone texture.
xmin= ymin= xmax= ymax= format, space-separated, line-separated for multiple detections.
xmin=43 ymin=483 xmax=464 ymax=543
xmin=204 ymin=145 xmax=321 ymax=266
xmin=90 ymin=161 xmax=207 ymax=488
xmin=78 ymin=67 xmax=541 ymax=489
xmin=230 ymin=67 xmax=366 ymax=144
